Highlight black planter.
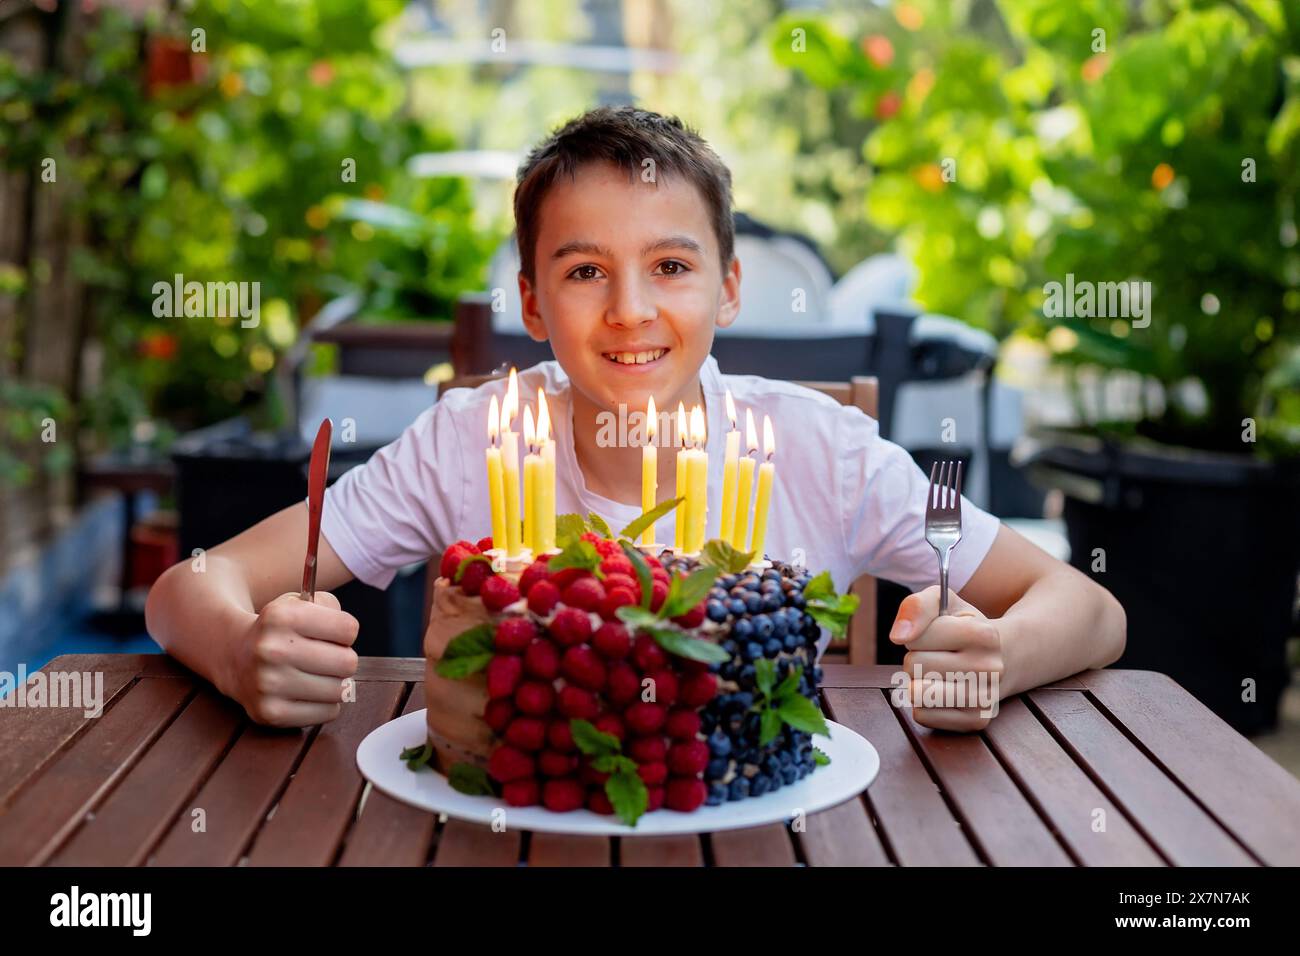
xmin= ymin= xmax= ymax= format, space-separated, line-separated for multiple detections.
xmin=1022 ymin=430 xmax=1300 ymax=736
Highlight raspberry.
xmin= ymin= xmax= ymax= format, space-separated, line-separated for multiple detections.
xmin=546 ymin=719 xmax=576 ymax=752
xmin=628 ymin=735 xmax=667 ymax=764
xmin=557 ymin=685 xmax=598 ymax=720
xmin=504 ymin=716 xmax=547 ymax=751
xmin=631 ymin=634 xmax=668 ymax=672
xmin=644 ymin=552 xmax=662 ymax=569
xmin=494 ymin=617 xmax=537 ymax=654
xmin=593 ymin=712 xmax=625 ymax=742
xmin=580 ymin=532 xmax=603 ymax=545
xmin=646 ymin=785 xmax=665 ymax=812
xmin=439 ymin=544 xmax=474 ymax=581
xmin=550 ymin=567 xmax=591 ymax=592
xmin=527 ymin=579 xmax=561 ymax=616
xmin=592 ymin=621 xmax=632 ymax=659
xmin=624 ymin=701 xmax=666 ymax=735
xmin=513 ymin=681 xmax=554 ymax=717
xmin=538 ymin=750 xmax=579 ymax=778
xmin=580 ymin=760 xmax=610 ymax=786
xmin=645 ymin=669 xmax=678 ymax=706
xmin=550 ymin=607 xmax=593 ymax=647
xmin=482 ymin=698 xmax=514 ymax=733
xmin=517 ymin=560 xmax=550 ymax=598
xmin=671 ymin=601 xmax=706 ymax=628
xmin=649 ymin=579 xmax=669 ymax=611
xmin=637 ymin=761 xmax=668 ymax=786
xmin=502 ymin=778 xmax=539 ymax=807
xmin=562 ymin=576 xmax=607 ymax=613
xmin=487 ymin=745 xmax=534 ymax=783
xmin=664 ymin=708 xmax=701 ymax=740
xmin=459 ymin=560 xmax=492 ymax=596
xmin=598 ymin=587 xmax=638 ymax=621
xmin=480 ymin=574 xmax=520 ymax=612
xmin=594 ymin=539 xmax=621 ymax=559
xmin=522 ymin=639 xmax=560 ymax=680
xmin=485 ymin=655 xmax=522 ymax=699
xmin=667 ymin=740 xmax=710 ymax=776
xmin=599 ymin=556 xmax=635 ymax=578
xmin=561 ymin=644 xmax=607 ymax=691
xmin=665 ymin=777 xmax=707 ymax=812
xmin=587 ymin=790 xmax=615 ymax=815
xmin=605 ymin=661 xmax=640 ymax=706
xmin=475 ymin=536 xmax=496 ymax=553
xmin=679 ymin=671 xmax=718 ymax=707
xmin=543 ymin=778 xmax=585 ymax=812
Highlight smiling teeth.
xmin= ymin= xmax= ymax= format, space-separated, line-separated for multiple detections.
xmin=607 ymin=349 xmax=665 ymax=365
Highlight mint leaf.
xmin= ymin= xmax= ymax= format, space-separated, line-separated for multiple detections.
xmin=619 ymin=496 xmax=683 ymax=543
xmin=618 ymin=540 xmax=655 ymax=610
xmin=754 ymin=658 xmax=776 ymax=699
xmin=400 ymin=743 xmax=434 ymax=771
xmin=547 ymin=538 xmax=601 ymax=574
xmin=434 ymin=623 xmax=495 ymax=679
xmin=775 ymin=695 xmax=831 ymax=737
xmin=448 ymin=762 xmax=495 ymax=795
xmin=650 ymin=628 xmax=731 ymax=663
xmin=759 ymin=708 xmax=784 ymax=746
xmin=453 ymin=553 xmax=494 ymax=583
xmin=802 ymin=570 xmax=836 ymax=603
xmin=660 ymin=565 xmax=717 ymax=619
xmin=616 ymin=605 xmax=661 ymax=629
xmin=591 ymin=754 xmax=637 ymax=775
xmin=701 ymin=538 xmax=756 ymax=575
xmin=772 ymin=664 xmax=803 ymax=703
xmin=806 ymin=592 xmax=860 ymax=640
xmin=570 ymin=718 xmax=621 ymax=757
xmin=813 ymin=748 xmax=831 ymax=767
xmin=556 ymin=513 xmax=589 ymax=549
xmin=587 ymin=512 xmax=613 ymax=539
xmin=605 ymin=768 xmax=649 ymax=827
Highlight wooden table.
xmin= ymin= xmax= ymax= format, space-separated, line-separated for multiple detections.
xmin=3 ymin=654 xmax=1298 ymax=867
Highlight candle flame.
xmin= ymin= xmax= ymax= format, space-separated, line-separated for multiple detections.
xmin=690 ymin=404 xmax=706 ymax=447
xmin=646 ymin=395 xmax=657 ymax=441
xmin=724 ymin=388 xmax=737 ymax=430
xmin=745 ymin=408 xmax=758 ymax=453
xmin=523 ymin=403 xmax=535 ymax=450
xmin=763 ymin=415 xmax=775 ymax=459
xmin=488 ymin=394 xmax=500 ymax=445
xmin=677 ymin=401 xmax=688 ymax=448
xmin=502 ymin=367 xmax=519 ymax=429
xmin=536 ymin=387 xmax=551 ymax=444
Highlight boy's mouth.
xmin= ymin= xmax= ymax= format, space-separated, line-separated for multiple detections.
xmin=602 ymin=347 xmax=669 ymax=367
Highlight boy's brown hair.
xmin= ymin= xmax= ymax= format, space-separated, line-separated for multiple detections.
xmin=513 ymin=106 xmax=735 ymax=281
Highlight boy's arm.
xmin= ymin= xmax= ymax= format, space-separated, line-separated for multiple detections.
xmin=144 ymin=501 xmax=361 ymax=727
xmin=888 ymin=524 xmax=1126 ymax=730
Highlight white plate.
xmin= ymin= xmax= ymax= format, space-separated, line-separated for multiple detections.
xmin=356 ymin=709 xmax=880 ymax=836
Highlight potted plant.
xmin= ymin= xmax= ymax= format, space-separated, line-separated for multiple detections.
xmin=775 ymin=2 xmax=1300 ymax=732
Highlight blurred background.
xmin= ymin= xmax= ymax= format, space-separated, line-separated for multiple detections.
xmin=1 ymin=0 xmax=1297 ymax=764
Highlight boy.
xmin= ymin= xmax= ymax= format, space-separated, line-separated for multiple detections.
xmin=146 ymin=107 xmax=1125 ymax=732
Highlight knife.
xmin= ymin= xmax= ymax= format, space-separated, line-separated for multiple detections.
xmin=301 ymin=418 xmax=333 ymax=602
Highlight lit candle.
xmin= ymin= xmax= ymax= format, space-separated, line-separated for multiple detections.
xmin=718 ymin=389 xmax=740 ymax=545
xmin=673 ymin=401 xmax=688 ymax=552
xmin=685 ymin=405 xmax=709 ymax=554
xmin=522 ymin=404 xmax=539 ymax=556
xmin=536 ymin=388 xmax=556 ymax=553
xmin=641 ymin=395 xmax=657 ymax=546
xmin=500 ymin=368 xmax=523 ymax=557
xmin=749 ymin=416 xmax=776 ymax=561
xmin=732 ymin=409 xmax=758 ymax=551
xmin=485 ymin=394 xmax=508 ymax=552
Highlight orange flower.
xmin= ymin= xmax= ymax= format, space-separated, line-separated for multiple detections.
xmin=862 ymin=35 xmax=894 ymax=69
xmin=219 ymin=72 xmax=244 ymax=98
xmin=140 ymin=333 xmax=178 ymax=361
xmin=913 ymin=163 xmax=945 ymax=193
xmin=875 ymin=90 xmax=902 ymax=120
xmin=894 ymin=2 xmax=924 ymax=31
xmin=1081 ymin=53 xmax=1110 ymax=83
xmin=308 ymin=61 xmax=335 ymax=86
xmin=1151 ymin=163 xmax=1175 ymax=191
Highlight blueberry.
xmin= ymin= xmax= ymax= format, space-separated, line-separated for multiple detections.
xmin=783 ymin=633 xmax=803 ymax=652
xmin=778 ymin=750 xmax=794 ymax=767
xmin=706 ymin=782 xmax=728 ymax=806
xmin=732 ymin=691 xmax=754 ymax=711
xmin=753 ymin=615 xmax=774 ymax=640
xmin=781 ymin=765 xmax=799 ymax=785
xmin=768 ymin=772 xmax=783 ymax=793
xmin=742 ymin=641 xmax=763 ymax=663
xmin=729 ymin=585 xmax=747 ymax=600
xmin=722 ymin=639 xmax=739 ymax=656
xmin=728 ymin=777 xmax=750 ymax=801
xmin=701 ymin=712 xmax=716 ymax=735
xmin=762 ymin=568 xmax=782 ymax=581
xmin=788 ymin=592 xmax=806 ymax=610
xmin=763 ymin=638 xmax=783 ymax=658
xmin=726 ymin=713 xmax=745 ymax=735
xmin=729 ymin=598 xmax=748 ymax=617
xmin=743 ymin=592 xmax=763 ymax=614
xmin=708 ymin=730 xmax=733 ymax=757
xmin=797 ymin=762 xmax=811 ymax=779
xmin=739 ymin=574 xmax=760 ymax=591
xmin=770 ymin=613 xmax=789 ymax=638
xmin=706 ymin=599 xmax=728 ymax=623
xmin=731 ymin=617 xmax=754 ymax=639
xmin=721 ymin=574 xmax=739 ymax=589
xmin=750 ymin=774 xmax=771 ymax=797
xmin=719 ymin=663 xmax=737 ymax=682
xmin=706 ymin=757 xmax=730 ymax=780
xmin=813 ymin=666 xmax=824 ymax=683
xmin=760 ymin=579 xmax=782 ymax=594
xmin=763 ymin=754 xmax=782 ymax=776
xmin=762 ymin=591 xmax=783 ymax=612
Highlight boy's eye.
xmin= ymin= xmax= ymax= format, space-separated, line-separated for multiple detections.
xmin=656 ymin=259 xmax=690 ymax=276
xmin=567 ymin=264 xmax=604 ymax=281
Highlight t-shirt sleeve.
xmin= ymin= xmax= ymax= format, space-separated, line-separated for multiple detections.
xmin=838 ymin=407 xmax=1000 ymax=594
xmin=320 ymin=399 xmax=465 ymax=590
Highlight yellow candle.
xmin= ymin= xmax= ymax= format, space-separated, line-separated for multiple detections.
xmin=641 ymin=395 xmax=657 ymax=546
xmin=522 ymin=404 xmax=539 ymax=555
xmin=485 ymin=395 xmax=508 ymax=551
xmin=500 ymin=368 xmax=523 ymax=556
xmin=749 ymin=416 xmax=777 ymax=560
xmin=685 ymin=405 xmax=708 ymax=553
xmin=718 ymin=389 xmax=740 ymax=545
xmin=732 ymin=408 xmax=758 ymax=550
xmin=673 ymin=401 xmax=687 ymax=551
xmin=536 ymin=388 xmax=556 ymax=553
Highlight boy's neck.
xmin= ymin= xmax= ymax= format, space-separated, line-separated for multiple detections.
xmin=570 ymin=377 xmax=706 ymax=510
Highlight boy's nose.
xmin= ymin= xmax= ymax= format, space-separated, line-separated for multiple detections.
xmin=605 ymin=274 xmax=657 ymax=328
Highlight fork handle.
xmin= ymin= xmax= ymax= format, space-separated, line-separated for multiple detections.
xmin=938 ymin=549 xmax=952 ymax=615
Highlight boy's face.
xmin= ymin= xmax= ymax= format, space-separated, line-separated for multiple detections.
xmin=519 ymin=161 xmax=741 ymax=421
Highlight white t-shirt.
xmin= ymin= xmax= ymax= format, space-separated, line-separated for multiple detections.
xmin=322 ymin=355 xmax=1000 ymax=604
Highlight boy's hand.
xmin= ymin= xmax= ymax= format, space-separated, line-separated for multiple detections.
xmin=226 ymin=592 xmax=360 ymax=728
xmin=888 ymin=586 xmax=1005 ymax=732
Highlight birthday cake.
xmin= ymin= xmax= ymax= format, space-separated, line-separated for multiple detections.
xmin=413 ymin=518 xmax=858 ymax=827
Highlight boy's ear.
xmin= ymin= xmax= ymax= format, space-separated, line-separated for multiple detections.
xmin=715 ymin=255 xmax=742 ymax=330
xmin=518 ymin=271 xmax=550 ymax=342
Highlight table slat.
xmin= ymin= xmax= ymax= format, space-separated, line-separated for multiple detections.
xmin=619 ymin=834 xmax=705 ymax=867
xmin=528 ymin=832 xmax=611 ymax=867
xmin=822 ymin=687 xmax=980 ymax=866
xmin=799 ymin=797 xmax=892 ymax=866
xmin=49 ymin=688 xmax=243 ymax=866
xmin=983 ymin=697 xmax=1164 ymax=866
xmin=0 ymin=677 xmax=193 ymax=866
xmin=1078 ymin=669 xmax=1300 ymax=866
xmin=433 ymin=820 xmax=521 ymax=866
xmin=709 ymin=824 xmax=797 ymax=866
xmin=245 ymin=681 xmax=404 ymax=866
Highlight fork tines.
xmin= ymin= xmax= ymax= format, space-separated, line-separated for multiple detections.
xmin=927 ymin=460 xmax=963 ymax=515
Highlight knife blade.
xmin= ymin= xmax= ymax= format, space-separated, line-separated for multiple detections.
xmin=300 ymin=418 xmax=333 ymax=602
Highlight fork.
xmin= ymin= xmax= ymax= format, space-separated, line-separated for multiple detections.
xmin=925 ymin=460 xmax=964 ymax=615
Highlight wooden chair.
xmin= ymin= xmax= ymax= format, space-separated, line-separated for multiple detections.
xmin=422 ymin=372 xmax=880 ymax=664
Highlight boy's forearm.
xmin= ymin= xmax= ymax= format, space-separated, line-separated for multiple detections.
xmin=995 ymin=568 xmax=1126 ymax=698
